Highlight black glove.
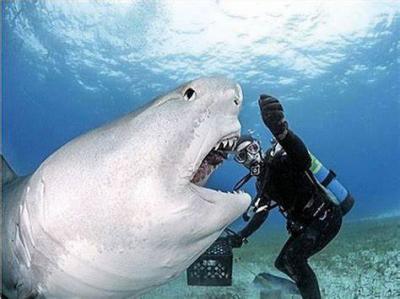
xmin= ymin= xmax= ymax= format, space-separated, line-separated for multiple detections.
xmin=230 ymin=233 xmax=247 ymax=248
xmin=259 ymin=95 xmax=288 ymax=141
xmin=242 ymin=212 xmax=250 ymax=222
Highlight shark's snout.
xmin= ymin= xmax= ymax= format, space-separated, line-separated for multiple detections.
xmin=183 ymin=77 xmax=245 ymax=187
xmin=191 ymin=76 xmax=243 ymax=109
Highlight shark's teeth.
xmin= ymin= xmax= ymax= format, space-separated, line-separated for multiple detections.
xmin=212 ymin=135 xmax=239 ymax=152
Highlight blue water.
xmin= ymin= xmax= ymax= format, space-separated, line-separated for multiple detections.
xmin=2 ymin=0 xmax=399 ymax=221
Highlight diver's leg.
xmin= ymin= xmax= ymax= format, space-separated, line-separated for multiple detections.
xmin=275 ymin=229 xmax=321 ymax=299
xmin=275 ymin=209 xmax=342 ymax=299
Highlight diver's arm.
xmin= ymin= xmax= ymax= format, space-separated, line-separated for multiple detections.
xmin=239 ymin=208 xmax=269 ymax=239
xmin=279 ymin=130 xmax=311 ymax=171
xmin=259 ymin=95 xmax=311 ymax=170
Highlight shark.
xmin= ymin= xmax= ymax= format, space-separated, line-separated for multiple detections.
xmin=253 ymin=272 xmax=301 ymax=299
xmin=2 ymin=76 xmax=251 ymax=298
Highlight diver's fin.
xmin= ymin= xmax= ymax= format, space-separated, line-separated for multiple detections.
xmin=2 ymin=155 xmax=18 ymax=185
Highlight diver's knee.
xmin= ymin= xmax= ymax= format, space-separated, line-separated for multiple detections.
xmin=276 ymin=249 xmax=305 ymax=275
xmin=274 ymin=257 xmax=284 ymax=271
xmin=275 ymin=253 xmax=291 ymax=273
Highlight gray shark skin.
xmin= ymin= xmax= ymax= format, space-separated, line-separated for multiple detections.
xmin=2 ymin=76 xmax=251 ymax=298
xmin=254 ymin=272 xmax=300 ymax=298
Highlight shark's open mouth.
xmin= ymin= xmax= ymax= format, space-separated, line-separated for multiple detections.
xmin=191 ymin=135 xmax=238 ymax=185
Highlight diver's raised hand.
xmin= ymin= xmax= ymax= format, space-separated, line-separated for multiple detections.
xmin=259 ymin=95 xmax=288 ymax=141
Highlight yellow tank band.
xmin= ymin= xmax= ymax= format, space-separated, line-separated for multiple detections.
xmin=309 ymin=151 xmax=322 ymax=174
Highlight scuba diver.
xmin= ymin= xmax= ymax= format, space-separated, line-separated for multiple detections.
xmin=231 ymin=95 xmax=354 ymax=299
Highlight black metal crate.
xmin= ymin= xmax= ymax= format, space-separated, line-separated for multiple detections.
xmin=187 ymin=237 xmax=233 ymax=286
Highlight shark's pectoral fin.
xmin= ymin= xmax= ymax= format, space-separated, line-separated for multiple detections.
xmin=2 ymin=155 xmax=19 ymax=186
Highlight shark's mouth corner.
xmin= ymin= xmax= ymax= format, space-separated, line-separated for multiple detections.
xmin=190 ymin=134 xmax=238 ymax=186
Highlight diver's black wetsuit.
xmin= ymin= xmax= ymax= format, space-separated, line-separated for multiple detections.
xmin=240 ymin=129 xmax=342 ymax=299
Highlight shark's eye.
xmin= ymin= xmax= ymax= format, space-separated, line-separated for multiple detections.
xmin=183 ymin=88 xmax=196 ymax=101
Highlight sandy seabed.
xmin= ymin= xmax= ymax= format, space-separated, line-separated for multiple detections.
xmin=142 ymin=216 xmax=400 ymax=299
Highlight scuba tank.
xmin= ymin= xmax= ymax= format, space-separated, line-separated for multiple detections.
xmin=309 ymin=152 xmax=354 ymax=215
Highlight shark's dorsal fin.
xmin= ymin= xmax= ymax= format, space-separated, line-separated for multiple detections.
xmin=2 ymin=155 xmax=18 ymax=185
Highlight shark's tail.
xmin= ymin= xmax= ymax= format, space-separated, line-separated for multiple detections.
xmin=1 ymin=155 xmax=18 ymax=185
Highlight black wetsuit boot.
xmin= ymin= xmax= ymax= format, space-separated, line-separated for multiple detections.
xmin=274 ymin=206 xmax=342 ymax=299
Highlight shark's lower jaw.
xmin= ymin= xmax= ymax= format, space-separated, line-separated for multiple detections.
xmin=190 ymin=134 xmax=239 ymax=186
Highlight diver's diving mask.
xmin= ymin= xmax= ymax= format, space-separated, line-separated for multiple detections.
xmin=234 ymin=137 xmax=263 ymax=176
xmin=232 ymin=136 xmax=263 ymax=191
xmin=234 ymin=141 xmax=260 ymax=163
